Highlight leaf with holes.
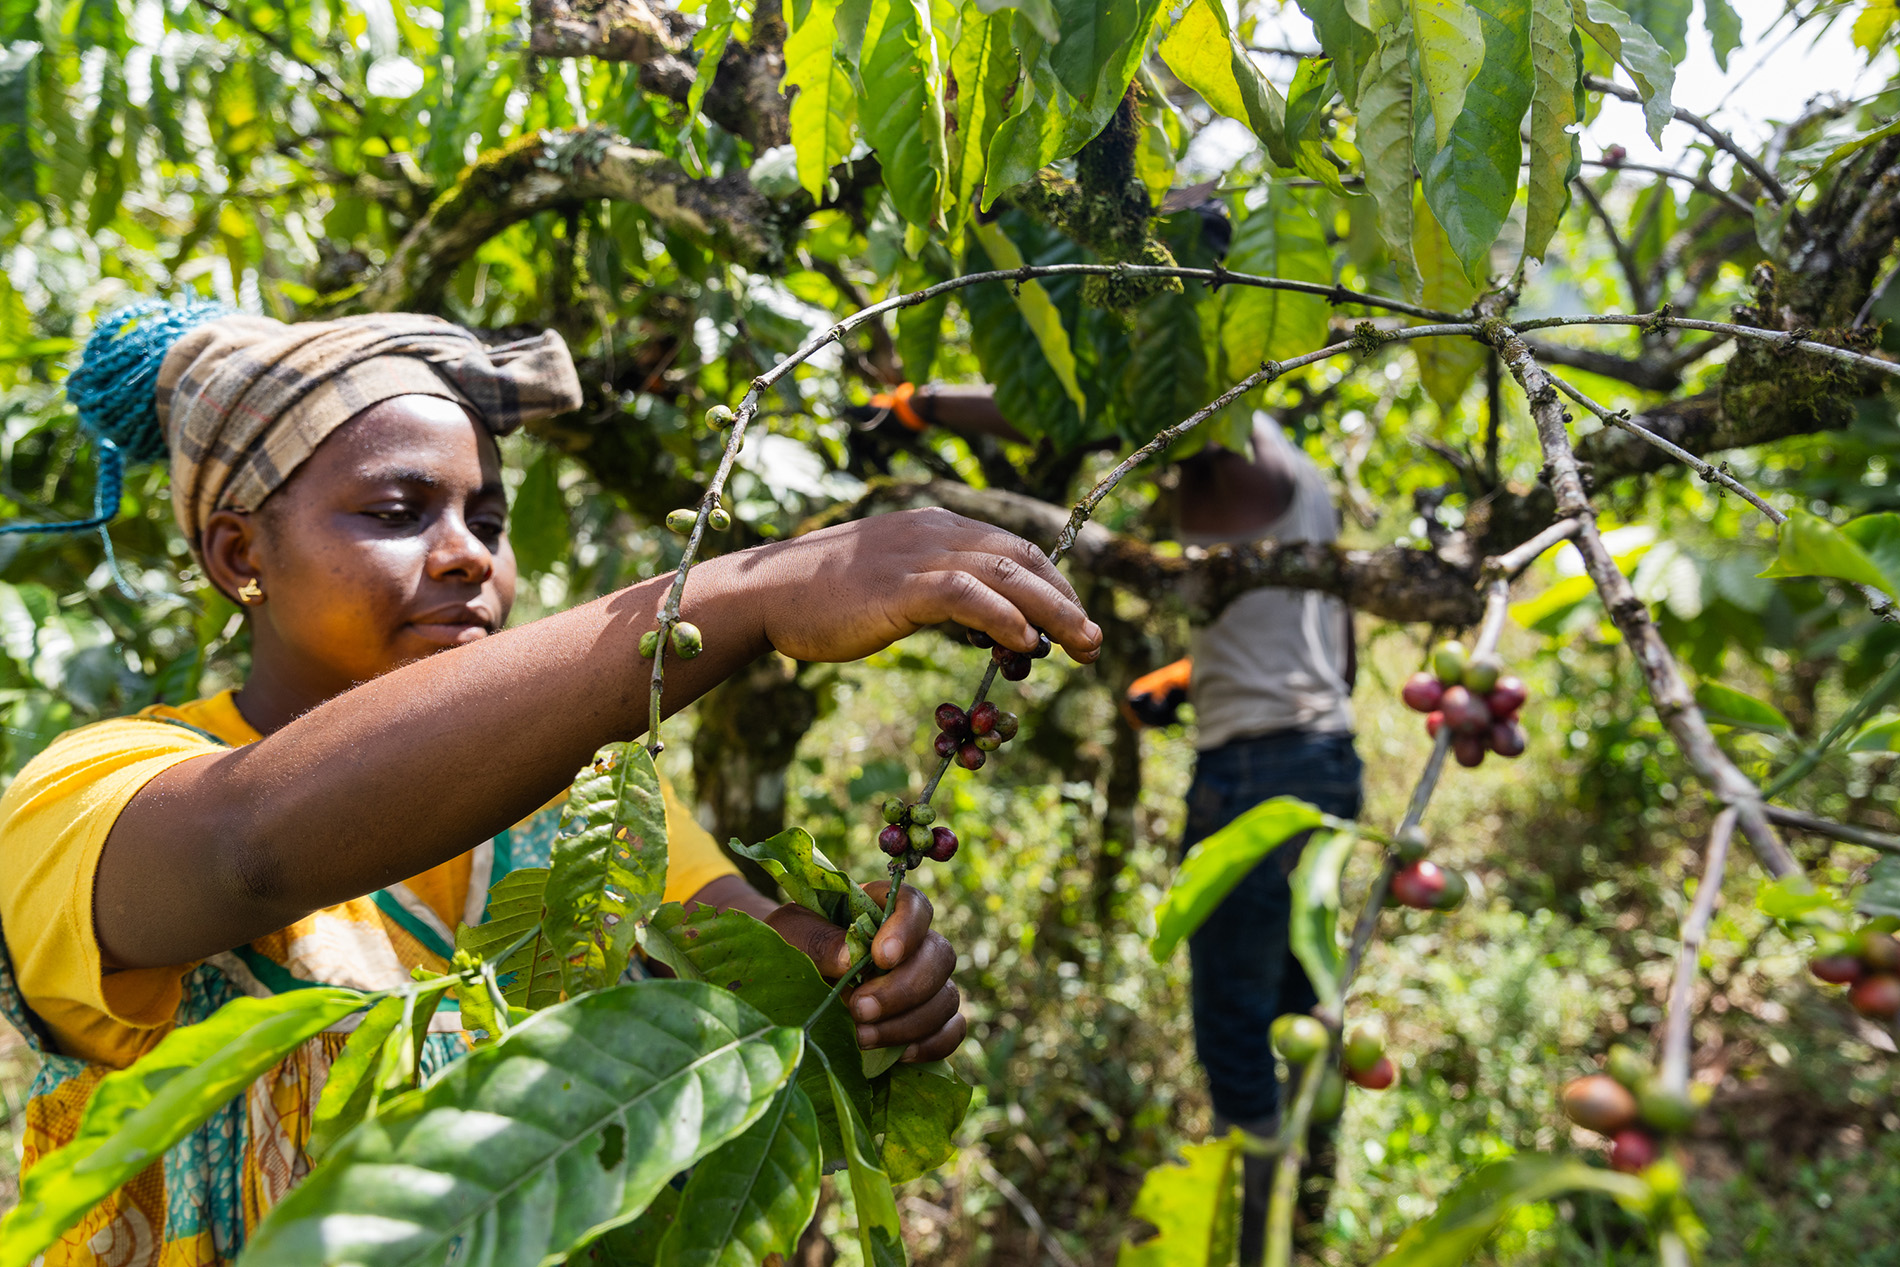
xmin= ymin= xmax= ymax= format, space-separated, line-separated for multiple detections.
xmin=240 ymin=981 xmax=803 ymax=1267
xmin=545 ymin=742 xmax=671 ymax=996
xmin=1 ymin=989 xmax=369 ymax=1267
xmin=730 ymin=825 xmax=881 ymax=929
xmin=656 ymin=1079 xmax=822 ymax=1267
xmin=455 ymin=865 xmax=564 ymax=1009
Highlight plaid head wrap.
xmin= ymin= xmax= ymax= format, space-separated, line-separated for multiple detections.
xmin=153 ymin=313 xmax=583 ymax=556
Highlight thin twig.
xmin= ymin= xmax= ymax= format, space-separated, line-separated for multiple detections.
xmin=1547 ymin=374 xmax=1785 ymax=522
xmin=1572 ymin=177 xmax=1651 ymax=312
xmin=1262 ymin=1044 xmax=1329 ymax=1267
xmin=1660 ymin=808 xmax=1734 ymax=1095
xmin=1763 ymin=653 xmax=1900 ymax=799
xmin=977 ymin=1159 xmax=1083 ymax=1267
xmin=1573 ymin=156 xmax=1757 ymax=218
xmin=1517 ymin=311 xmax=1898 ymax=379
xmin=1854 ymin=256 xmax=1900 ymax=329
xmin=1762 ymin=805 xmax=1900 ymax=856
xmin=1488 ymin=517 xmax=1583 ymax=579
xmin=1584 ymin=75 xmax=1789 ymax=203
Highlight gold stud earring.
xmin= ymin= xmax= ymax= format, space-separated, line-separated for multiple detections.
xmin=237 ymin=578 xmax=264 ymax=604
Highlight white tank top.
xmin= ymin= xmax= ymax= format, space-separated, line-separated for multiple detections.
xmin=1181 ymin=419 xmax=1355 ymax=750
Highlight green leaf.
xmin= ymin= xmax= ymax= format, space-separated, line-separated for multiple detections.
xmin=1572 ymin=0 xmax=1676 ymax=144
xmin=1841 ymin=512 xmax=1900 ymax=589
xmin=1758 ymin=510 xmax=1898 ymax=597
xmin=656 ymin=1080 xmax=822 ymax=1267
xmin=1153 ymin=797 xmax=1328 ymax=962
xmin=1159 ymin=0 xmax=1293 ymax=166
xmin=0 ymin=44 xmax=35 ymax=206
xmin=1356 ymin=13 xmax=1418 ymax=296
xmin=686 ymin=0 xmax=737 ymax=124
xmin=1415 ymin=0 xmax=1532 ymax=282
xmin=1295 ymin=0 xmax=1377 ymax=102
xmin=1411 ymin=187 xmax=1486 ymax=408
xmin=1856 ymin=856 xmax=1900 ymax=921
xmin=241 ymin=981 xmax=805 ymax=1267
xmin=861 ymin=0 xmax=949 ymax=228
xmin=1049 ymin=0 xmax=1138 ymax=104
xmin=545 ymin=743 xmax=671 ymax=996
xmin=1410 ymin=0 xmax=1485 ymax=153
xmin=1847 ymin=715 xmax=1900 ymax=753
xmin=1374 ymin=1156 xmax=1648 ymax=1266
xmin=1219 ymin=185 xmax=1332 ymax=377
xmin=1122 ymin=279 xmax=1209 ymax=450
xmin=875 ymin=1059 xmax=972 ymax=1183
xmin=971 ymin=220 xmax=1088 ymax=420
xmin=510 ymin=449 xmax=569 ymax=579
xmin=1693 ymin=681 xmax=1791 ymax=734
xmin=784 ymin=0 xmax=858 ymax=198
xmin=1 ymin=989 xmax=368 ymax=1267
xmin=1114 ymin=1133 xmax=1241 ymax=1267
xmin=308 ymin=995 xmax=408 ymax=1161
xmin=1523 ymin=0 xmax=1580 ymax=261
xmin=731 ymin=825 xmax=882 ymax=928
xmin=1287 ymin=829 xmax=1358 ymax=1012
xmin=1703 ymin=0 xmax=1741 ymax=70
xmin=645 ymin=902 xmax=878 ymax=1168
xmin=1616 ymin=0 xmax=1690 ymax=61
xmin=950 ymin=7 xmax=1019 ymax=225
xmin=974 ymin=0 xmax=1059 ymax=42
xmin=961 ymin=225 xmax=1086 ymax=443
xmin=589 ymin=1185 xmax=682 ymax=1267
xmin=1755 ymin=874 xmax=1850 ymax=925
xmin=819 ymin=1048 xmax=908 ymax=1267
xmin=454 ymin=865 xmax=564 ymax=1009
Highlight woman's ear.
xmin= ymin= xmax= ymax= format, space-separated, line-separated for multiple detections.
xmin=200 ymin=508 xmax=264 ymax=606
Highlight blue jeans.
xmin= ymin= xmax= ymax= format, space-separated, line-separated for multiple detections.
xmin=1181 ymin=729 xmax=1364 ymax=1125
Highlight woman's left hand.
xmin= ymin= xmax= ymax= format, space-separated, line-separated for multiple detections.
xmin=766 ymin=881 xmax=965 ymax=1063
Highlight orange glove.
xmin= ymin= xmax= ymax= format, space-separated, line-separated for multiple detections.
xmin=1123 ymin=657 xmax=1192 ymax=729
xmin=869 ymin=382 xmax=928 ymax=431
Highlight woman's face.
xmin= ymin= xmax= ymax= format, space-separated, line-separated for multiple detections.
xmin=205 ymin=394 xmax=518 ymax=695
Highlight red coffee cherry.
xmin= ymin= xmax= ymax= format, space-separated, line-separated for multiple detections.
xmin=1425 ymin=710 xmax=1445 ymax=738
xmin=999 ymin=653 xmax=1032 ymax=682
xmin=1809 ymin=954 xmax=1864 ymax=985
xmin=969 ymin=701 xmax=1001 ymax=735
xmin=1486 ymin=675 xmax=1528 ymax=717
xmin=956 ymin=743 xmax=987 ymax=770
xmin=1453 ymin=732 xmax=1486 ymax=768
xmin=935 ymin=703 xmax=969 ymax=734
xmin=878 ymin=824 xmax=908 ymax=857
xmin=1390 ymin=861 xmax=1447 ymax=909
xmin=928 ymin=826 xmax=959 ymax=862
xmin=1401 ymin=672 xmax=1444 ymax=714
xmin=1029 ymin=631 xmax=1052 ymax=659
xmin=1608 ymin=1128 xmax=1657 ymax=1173
xmin=1849 ymin=973 xmax=1900 ymax=1019
xmin=993 ymin=710 xmax=1020 ymax=741
xmin=967 ymin=629 xmax=995 ymax=649
xmin=1440 ymin=686 xmax=1491 ymax=735
xmin=933 ymin=732 xmax=959 ymax=759
xmin=1489 ymin=718 xmax=1527 ymax=758
xmin=1347 ymin=1056 xmax=1396 ymax=1090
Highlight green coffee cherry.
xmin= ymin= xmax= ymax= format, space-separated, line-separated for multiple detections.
xmin=671 ymin=622 xmax=703 ymax=659
xmin=665 ymin=508 xmax=697 ymax=535
xmin=1310 ymin=1066 xmax=1347 ymax=1124
xmin=908 ymin=803 xmax=936 ymax=826
xmin=638 ymin=630 xmax=659 ymax=658
xmin=1431 ymin=640 xmax=1468 ymax=685
xmin=881 ymin=796 xmax=908 ymax=825
xmin=709 ymin=506 xmax=732 ymax=532
xmin=908 ymin=823 xmax=933 ymax=852
xmin=1463 ymin=653 xmax=1504 ymax=695
xmin=1343 ymin=1029 xmax=1385 ymax=1075
xmin=1606 ymin=1044 xmax=1649 ymax=1090
xmin=1636 ymin=1080 xmax=1699 ymax=1135
xmin=1270 ymin=1014 xmax=1328 ymax=1066
xmin=1394 ymin=825 xmax=1428 ymax=864
xmin=706 ymin=404 xmax=735 ymax=428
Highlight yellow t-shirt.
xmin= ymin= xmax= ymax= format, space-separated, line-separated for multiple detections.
xmin=0 ymin=689 xmax=737 ymax=1068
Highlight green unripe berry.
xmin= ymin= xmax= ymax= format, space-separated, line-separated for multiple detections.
xmin=671 ymin=622 xmax=703 ymax=659
xmin=881 ymin=797 xmax=908 ymax=825
xmin=1432 ymin=640 xmax=1468 ymax=685
xmin=1394 ymin=825 xmax=1428 ymax=864
xmin=1343 ymin=1029 xmax=1385 ymax=1075
xmin=908 ymin=803 xmax=936 ymax=826
xmin=1310 ymin=1066 xmax=1347 ymax=1124
xmin=709 ymin=506 xmax=732 ymax=532
xmin=1270 ymin=1014 xmax=1329 ymax=1066
xmin=1636 ymin=1080 xmax=1699 ymax=1135
xmin=638 ymin=630 xmax=659 ymax=658
xmin=974 ymin=733 xmax=1003 ymax=751
xmin=1606 ymin=1044 xmax=1649 ymax=1090
xmin=1432 ymin=868 xmax=1468 ymax=911
xmin=665 ymin=508 xmax=697 ymax=535
xmin=706 ymin=404 xmax=735 ymax=427
xmin=908 ymin=823 xmax=933 ymax=852
xmin=1462 ymin=653 xmax=1504 ymax=695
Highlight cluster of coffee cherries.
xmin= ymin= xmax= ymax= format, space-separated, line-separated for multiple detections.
xmin=1561 ymin=1045 xmax=1706 ymax=1173
xmin=931 ymin=699 xmax=1022 ymax=771
xmin=1270 ymin=1016 xmax=1397 ymax=1124
xmin=877 ymin=798 xmax=959 ymax=864
xmin=969 ymin=628 xmax=1052 ymax=682
xmin=1808 ymin=925 xmax=1900 ymax=1019
xmin=1384 ymin=826 xmax=1469 ymax=913
xmin=1402 ymin=641 xmax=1529 ymax=768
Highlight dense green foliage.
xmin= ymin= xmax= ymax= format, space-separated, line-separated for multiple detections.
xmin=1 ymin=0 xmax=1900 ymax=1262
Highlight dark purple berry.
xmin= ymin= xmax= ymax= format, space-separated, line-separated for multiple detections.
xmin=957 ymin=743 xmax=987 ymax=770
xmin=878 ymin=824 xmax=908 ymax=856
xmin=967 ymin=629 xmax=994 ymax=649
xmin=1489 ymin=718 xmax=1527 ymax=758
xmin=993 ymin=711 xmax=1020 ymax=741
xmin=974 ymin=733 xmax=1002 ymax=752
xmin=970 ymin=701 xmax=1001 ymax=735
xmin=934 ymin=732 xmax=959 ymax=759
xmin=928 ymin=826 xmax=959 ymax=862
xmin=1000 ymin=654 xmax=1031 ymax=682
xmin=1029 ymin=631 xmax=1052 ymax=659
xmin=935 ymin=703 xmax=968 ymax=734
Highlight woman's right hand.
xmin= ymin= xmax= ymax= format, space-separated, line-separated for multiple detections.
xmin=722 ymin=509 xmax=1101 ymax=665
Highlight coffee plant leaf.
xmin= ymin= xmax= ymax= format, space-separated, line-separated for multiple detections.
xmin=1523 ymin=0 xmax=1581 ymax=262
xmin=1759 ymin=510 xmax=1900 ymax=597
xmin=972 ymin=0 xmax=1059 ymax=42
xmin=1703 ymin=0 xmax=1742 ymax=66
xmin=1571 ymin=0 xmax=1677 ymax=143
xmin=546 ymin=742 xmax=671 ymax=996
xmin=1159 ymin=0 xmax=1293 ymax=166
xmin=1415 ymin=0 xmax=1533 ymax=283
xmin=1294 ymin=0 xmax=1377 ymax=102
xmin=1 ymin=987 xmax=368 ymax=1267
xmin=732 ymin=825 xmax=881 ymax=928
xmin=588 ymin=1184 xmax=682 ymax=1267
xmin=240 ymin=980 xmax=804 ymax=1267
xmin=1356 ymin=14 xmax=1419 ymax=297
xmin=307 ymin=994 xmax=408 ymax=1162
xmin=960 ymin=220 xmax=1089 ymax=445
xmin=971 ymin=220 xmax=1087 ymax=421
xmin=1755 ymin=873 xmax=1850 ymax=927
xmin=509 ymin=449 xmax=570 ymax=580
xmin=817 ymin=1048 xmax=908 ymax=1267
xmin=949 ymin=7 xmax=1019 ymax=229
xmin=1692 ymin=681 xmax=1791 ymax=734
xmin=646 ymin=901 xmax=877 ymax=1166
xmin=1847 ymin=714 xmax=1900 ymax=752
xmin=1219 ymin=183 xmax=1332 ymax=378
xmin=685 ymin=0 xmax=737 ymax=126
xmin=1289 ymin=828 xmax=1360 ymax=1011
xmin=1114 ymin=1131 xmax=1241 ymax=1267
xmin=654 ymin=1079 xmax=822 ymax=1267
xmin=1048 ymin=0 xmax=1140 ymax=105
xmin=874 ymin=1058 xmax=973 ymax=1183
xmin=1153 ymin=797 xmax=1329 ymax=962
xmin=1840 ymin=512 xmax=1900 ymax=589
xmin=1373 ymin=1156 xmax=1647 ymax=1266
xmin=1411 ymin=186 xmax=1486 ymax=404
xmin=783 ymin=0 xmax=858 ymax=199
xmin=454 ymin=866 xmax=564 ymax=1009
xmin=1410 ymin=0 xmax=1485 ymax=154
xmin=1855 ymin=855 xmax=1900 ymax=921
xmin=860 ymin=0 xmax=947 ymax=230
